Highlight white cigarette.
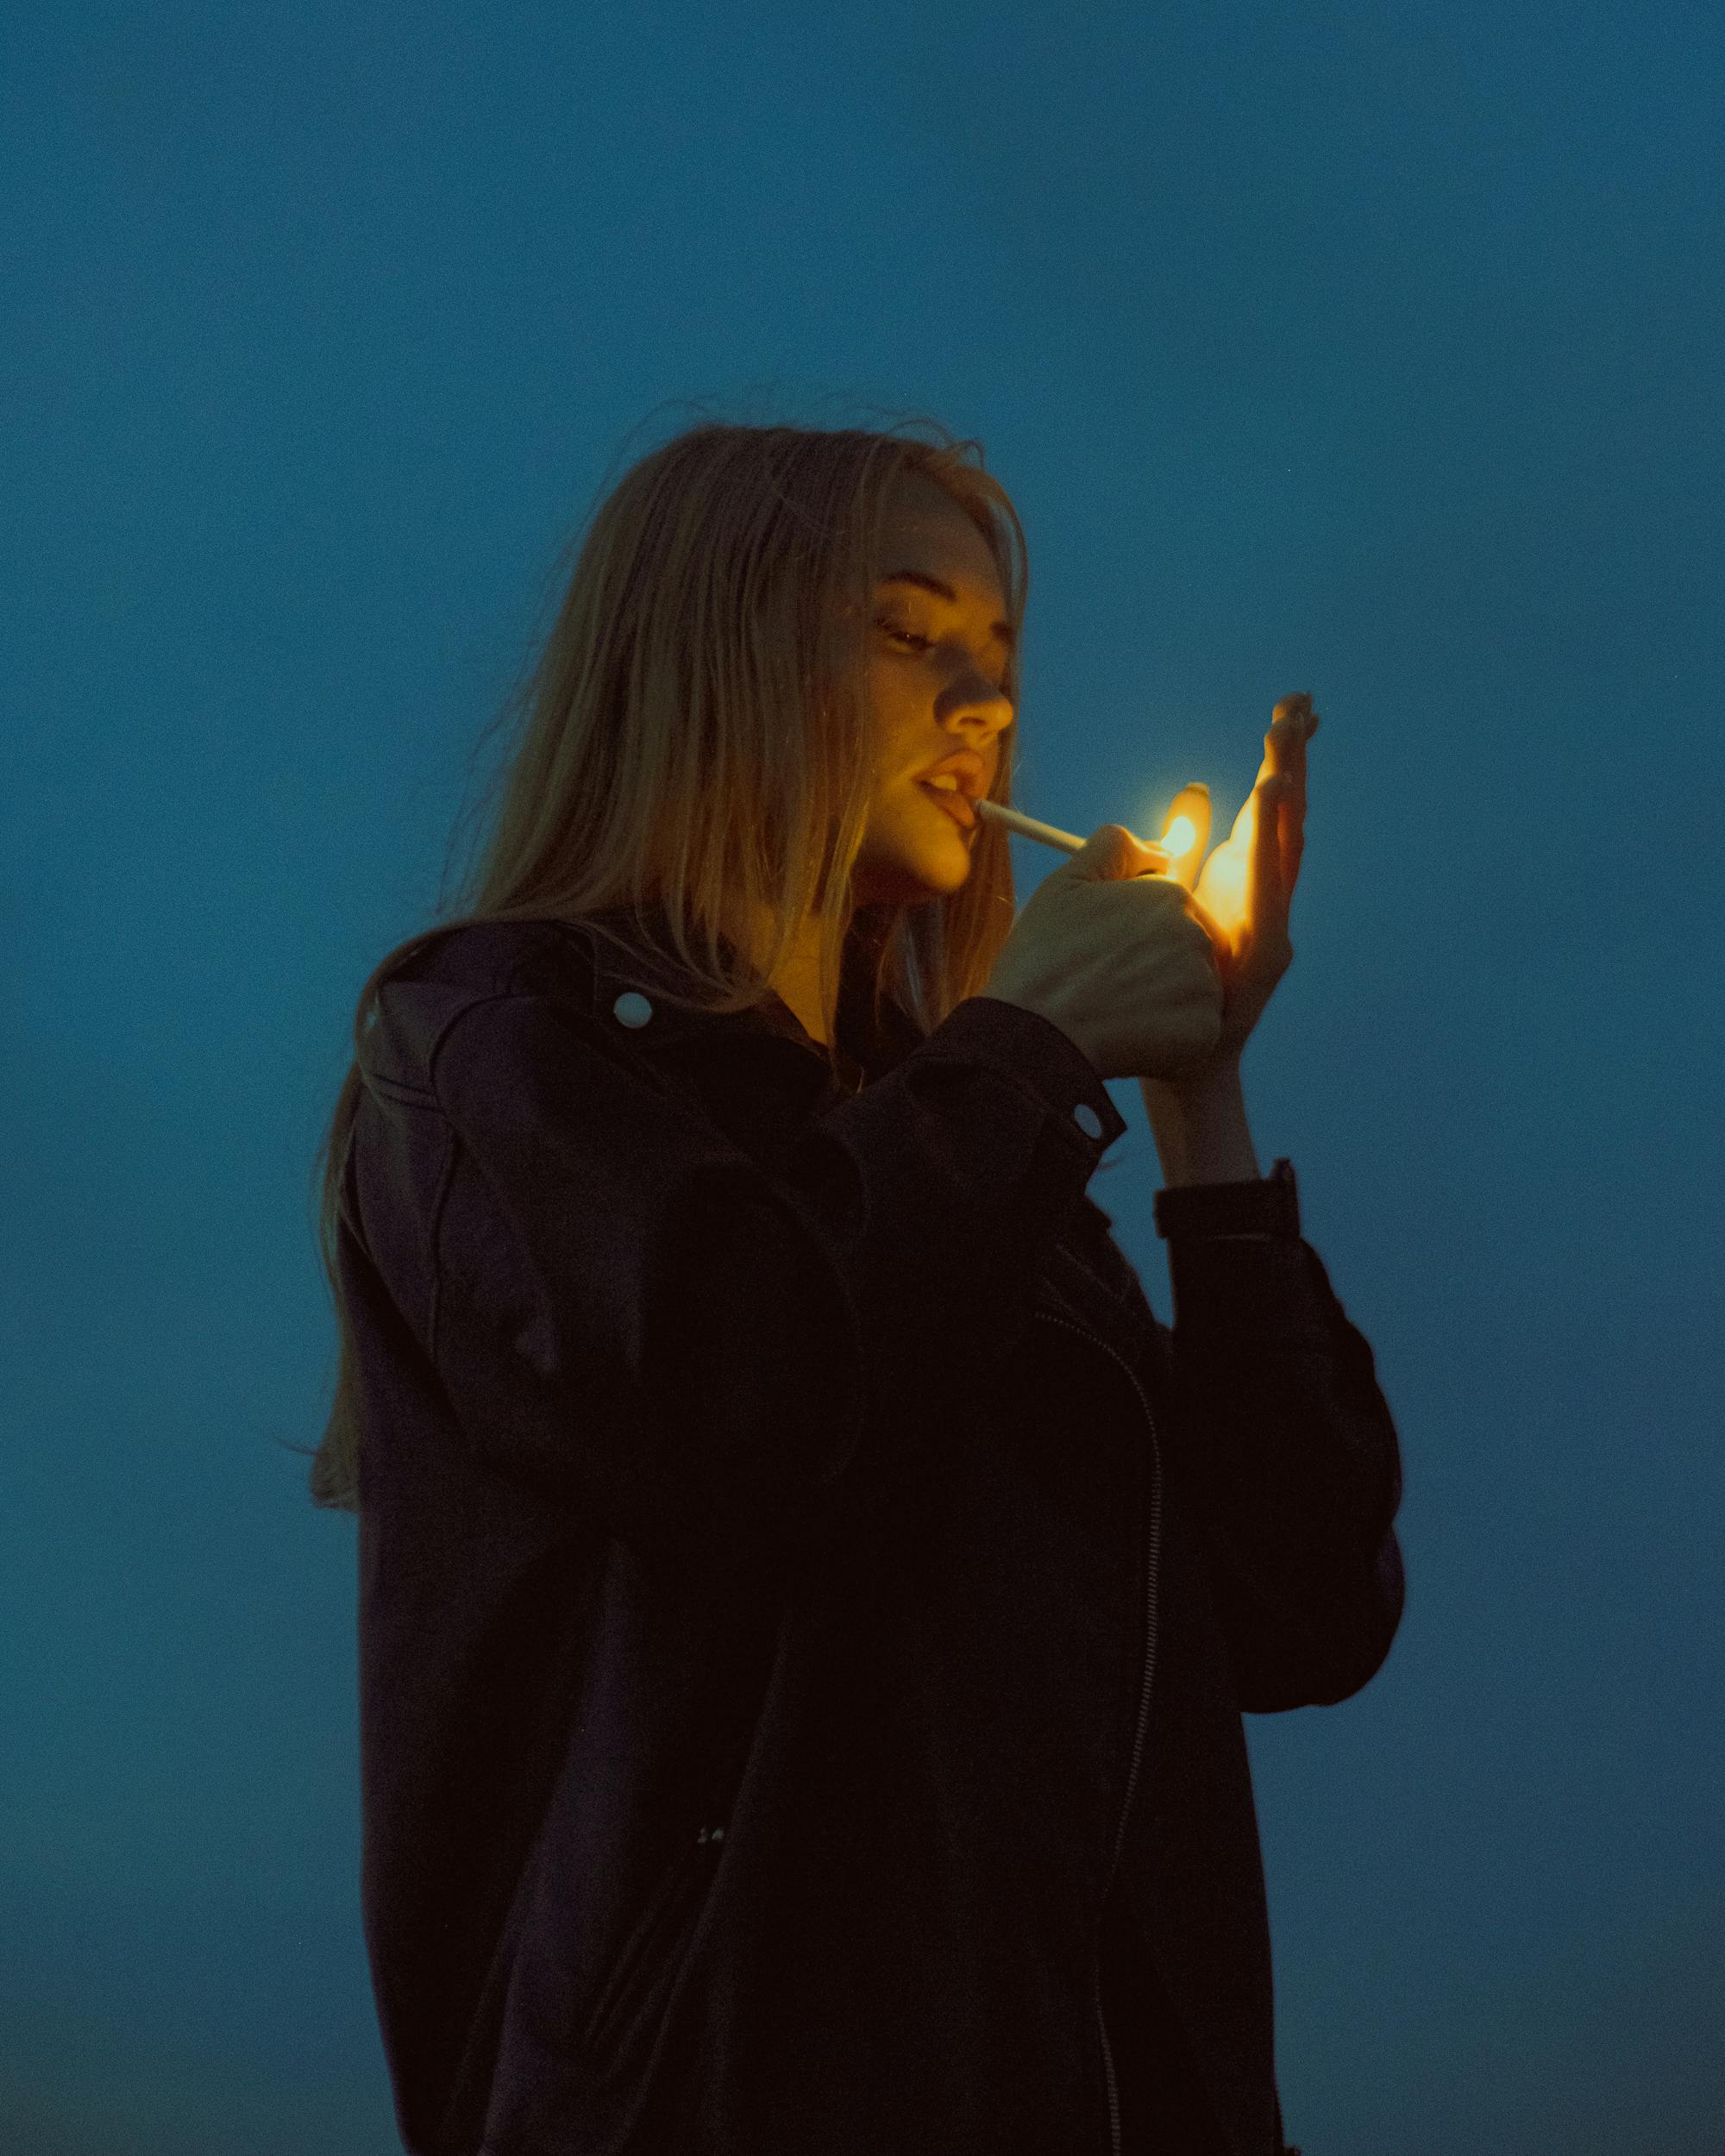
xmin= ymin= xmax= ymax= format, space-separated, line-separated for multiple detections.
xmin=974 ymin=796 xmax=1170 ymax=868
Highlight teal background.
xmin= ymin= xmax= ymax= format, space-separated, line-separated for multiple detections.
xmin=5 ymin=3 xmax=1721 ymax=2149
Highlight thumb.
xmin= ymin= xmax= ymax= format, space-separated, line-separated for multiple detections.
xmin=1070 ymin=823 xmax=1164 ymax=881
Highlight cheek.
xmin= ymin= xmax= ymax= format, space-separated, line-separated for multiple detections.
xmin=866 ymin=670 xmax=929 ymax=761
xmin=864 ymin=655 xmax=910 ymax=714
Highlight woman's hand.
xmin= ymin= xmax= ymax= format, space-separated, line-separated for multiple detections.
xmin=1160 ymin=692 xmax=1318 ymax=1068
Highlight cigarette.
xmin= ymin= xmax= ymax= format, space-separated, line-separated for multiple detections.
xmin=974 ymin=795 xmax=1171 ymax=868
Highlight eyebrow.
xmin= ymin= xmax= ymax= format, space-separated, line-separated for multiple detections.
xmin=879 ymin=570 xmax=1014 ymax=652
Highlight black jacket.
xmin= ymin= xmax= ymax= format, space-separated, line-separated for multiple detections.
xmin=341 ymin=908 xmax=1405 ymax=2156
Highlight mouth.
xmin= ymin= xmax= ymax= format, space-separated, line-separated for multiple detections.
xmin=918 ymin=781 xmax=978 ymax=831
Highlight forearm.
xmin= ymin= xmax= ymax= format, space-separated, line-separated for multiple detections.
xmin=1138 ymin=1059 xmax=1263 ymax=1187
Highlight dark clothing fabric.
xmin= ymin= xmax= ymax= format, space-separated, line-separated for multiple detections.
xmin=342 ymin=908 xmax=1402 ymax=2156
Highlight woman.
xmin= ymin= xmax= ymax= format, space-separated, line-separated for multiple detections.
xmin=303 ymin=417 xmax=1402 ymax=2153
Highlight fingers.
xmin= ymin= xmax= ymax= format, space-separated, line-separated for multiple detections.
xmin=1264 ymin=693 xmax=1314 ymax=898
xmin=1252 ymin=777 xmax=1291 ymax=938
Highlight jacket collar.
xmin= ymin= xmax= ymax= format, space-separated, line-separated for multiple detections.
xmin=562 ymin=903 xmax=925 ymax=1094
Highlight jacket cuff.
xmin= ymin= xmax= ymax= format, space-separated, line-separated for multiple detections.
xmin=1154 ymin=1160 xmax=1335 ymax=1338
xmin=1153 ymin=1155 xmax=1302 ymax=1242
xmin=938 ymin=997 xmax=1130 ymax=1156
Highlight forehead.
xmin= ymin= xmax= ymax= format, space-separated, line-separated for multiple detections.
xmin=875 ymin=471 xmax=1007 ymax=609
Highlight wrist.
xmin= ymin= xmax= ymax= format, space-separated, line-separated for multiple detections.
xmin=1139 ymin=1058 xmax=1261 ymax=1187
xmin=1143 ymin=1050 xmax=1242 ymax=1106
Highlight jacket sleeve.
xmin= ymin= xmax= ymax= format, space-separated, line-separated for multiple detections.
xmin=1151 ymin=1225 xmax=1407 ymax=1712
xmin=412 ymin=981 xmax=1131 ymax=1579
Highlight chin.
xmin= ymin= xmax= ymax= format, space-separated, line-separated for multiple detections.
xmin=856 ymin=848 xmax=972 ymax=908
xmin=850 ymin=798 xmax=977 ymax=907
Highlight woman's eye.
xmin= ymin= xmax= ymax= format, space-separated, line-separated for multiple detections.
xmin=876 ymin=617 xmax=1011 ymax=698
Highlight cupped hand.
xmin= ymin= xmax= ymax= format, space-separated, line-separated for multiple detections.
xmin=1158 ymin=692 xmax=1318 ymax=1067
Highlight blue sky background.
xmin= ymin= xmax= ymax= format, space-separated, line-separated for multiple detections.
xmin=5 ymin=3 xmax=1722 ymax=2151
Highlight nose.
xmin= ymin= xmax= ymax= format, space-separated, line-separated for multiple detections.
xmin=938 ymin=661 xmax=1013 ymax=729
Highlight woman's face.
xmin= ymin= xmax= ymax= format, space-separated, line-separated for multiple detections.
xmin=850 ymin=471 xmax=1016 ymax=909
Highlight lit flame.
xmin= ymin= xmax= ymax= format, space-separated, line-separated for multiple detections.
xmin=1160 ymin=813 xmax=1197 ymax=857
xmin=1150 ymin=791 xmax=1259 ymax=941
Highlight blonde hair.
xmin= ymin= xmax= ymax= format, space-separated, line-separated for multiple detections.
xmin=297 ymin=408 xmax=1035 ymax=1514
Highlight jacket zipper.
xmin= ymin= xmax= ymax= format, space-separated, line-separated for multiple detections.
xmin=1035 ymin=1307 xmax=1164 ymax=2156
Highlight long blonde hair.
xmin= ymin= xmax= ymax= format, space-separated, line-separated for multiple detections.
xmin=298 ymin=410 xmax=1036 ymax=1514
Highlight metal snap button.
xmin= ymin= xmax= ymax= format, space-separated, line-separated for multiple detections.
xmin=612 ymin=992 xmax=654 ymax=1029
xmin=1072 ymin=1102 xmax=1103 ymax=1139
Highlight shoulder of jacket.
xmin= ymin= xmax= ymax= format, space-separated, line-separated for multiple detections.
xmin=385 ymin=917 xmax=602 ymax=1005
